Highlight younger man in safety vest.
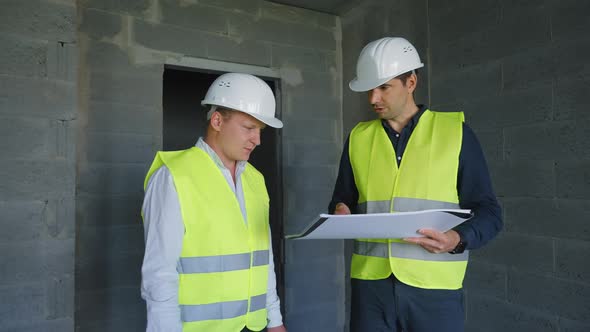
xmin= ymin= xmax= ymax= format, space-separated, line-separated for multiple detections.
xmin=142 ymin=73 xmax=287 ymax=332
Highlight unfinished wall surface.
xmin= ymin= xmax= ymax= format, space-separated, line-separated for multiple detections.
xmin=76 ymin=0 xmax=344 ymax=331
xmin=0 ymin=0 xmax=78 ymax=331
xmin=429 ymin=1 xmax=590 ymax=331
xmin=6 ymin=0 xmax=586 ymax=331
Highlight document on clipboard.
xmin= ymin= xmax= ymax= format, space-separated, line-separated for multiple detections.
xmin=285 ymin=209 xmax=472 ymax=240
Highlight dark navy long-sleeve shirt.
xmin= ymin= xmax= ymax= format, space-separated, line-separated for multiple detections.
xmin=328 ymin=105 xmax=503 ymax=250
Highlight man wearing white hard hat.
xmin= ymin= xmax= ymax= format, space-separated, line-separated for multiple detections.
xmin=141 ymin=73 xmax=287 ymax=332
xmin=329 ymin=37 xmax=503 ymax=331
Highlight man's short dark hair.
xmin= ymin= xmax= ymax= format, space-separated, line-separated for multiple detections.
xmin=396 ymin=69 xmax=419 ymax=86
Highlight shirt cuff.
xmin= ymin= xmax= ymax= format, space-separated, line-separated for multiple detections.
xmin=266 ymin=299 xmax=284 ymax=328
xmin=453 ymin=224 xmax=475 ymax=250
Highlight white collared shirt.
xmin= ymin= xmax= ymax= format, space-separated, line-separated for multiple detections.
xmin=141 ymin=138 xmax=283 ymax=332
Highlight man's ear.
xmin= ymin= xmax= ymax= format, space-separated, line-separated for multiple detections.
xmin=407 ymin=73 xmax=418 ymax=93
xmin=210 ymin=111 xmax=223 ymax=131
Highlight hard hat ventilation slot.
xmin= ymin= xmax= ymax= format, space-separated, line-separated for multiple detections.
xmin=403 ymin=46 xmax=413 ymax=53
xmin=218 ymin=81 xmax=231 ymax=87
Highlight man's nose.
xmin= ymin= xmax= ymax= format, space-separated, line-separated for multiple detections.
xmin=252 ymin=129 xmax=261 ymax=146
xmin=369 ymin=89 xmax=380 ymax=105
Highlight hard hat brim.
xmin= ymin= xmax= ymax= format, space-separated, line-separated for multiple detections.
xmin=249 ymin=113 xmax=284 ymax=129
xmin=203 ymin=101 xmax=283 ymax=128
xmin=349 ymin=76 xmax=394 ymax=92
xmin=349 ymin=63 xmax=424 ymax=92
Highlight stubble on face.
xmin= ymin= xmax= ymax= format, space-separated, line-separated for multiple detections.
xmin=370 ymin=78 xmax=408 ymax=121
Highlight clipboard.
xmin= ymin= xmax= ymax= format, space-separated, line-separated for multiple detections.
xmin=286 ymin=209 xmax=472 ymax=240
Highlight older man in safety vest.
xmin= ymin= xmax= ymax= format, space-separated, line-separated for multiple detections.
xmin=329 ymin=37 xmax=503 ymax=331
xmin=141 ymin=73 xmax=287 ymax=332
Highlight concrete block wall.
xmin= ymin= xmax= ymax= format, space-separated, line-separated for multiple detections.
xmin=76 ymin=0 xmax=344 ymax=331
xmin=427 ymin=0 xmax=590 ymax=331
xmin=0 ymin=0 xmax=77 ymax=331
xmin=9 ymin=1 xmax=586 ymax=331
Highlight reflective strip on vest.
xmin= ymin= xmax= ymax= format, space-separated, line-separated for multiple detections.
xmin=393 ymin=197 xmax=459 ymax=212
xmin=389 ymin=242 xmax=468 ymax=261
xmin=354 ymin=241 xmax=389 ymax=258
xmin=358 ymin=198 xmax=460 ymax=214
xmin=180 ymin=293 xmax=267 ymax=322
xmin=357 ymin=200 xmax=391 ymax=214
xmin=252 ymin=250 xmax=270 ymax=267
xmin=177 ymin=250 xmax=269 ymax=274
xmin=249 ymin=293 xmax=266 ymax=312
xmin=354 ymin=241 xmax=468 ymax=262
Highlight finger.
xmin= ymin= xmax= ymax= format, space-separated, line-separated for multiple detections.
xmin=402 ymin=236 xmax=422 ymax=243
xmin=410 ymin=230 xmax=446 ymax=246
xmin=334 ymin=203 xmax=351 ymax=215
xmin=421 ymin=239 xmax=445 ymax=251
xmin=404 ymin=230 xmax=440 ymax=243
xmin=335 ymin=207 xmax=350 ymax=215
xmin=421 ymin=240 xmax=451 ymax=253
xmin=406 ymin=237 xmax=445 ymax=251
xmin=412 ymin=241 xmax=440 ymax=253
xmin=418 ymin=228 xmax=445 ymax=240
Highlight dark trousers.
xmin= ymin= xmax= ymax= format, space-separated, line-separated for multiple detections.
xmin=351 ymin=275 xmax=464 ymax=332
xmin=241 ymin=328 xmax=267 ymax=332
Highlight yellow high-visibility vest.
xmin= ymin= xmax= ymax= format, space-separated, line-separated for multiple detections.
xmin=144 ymin=147 xmax=269 ymax=331
xmin=349 ymin=110 xmax=468 ymax=290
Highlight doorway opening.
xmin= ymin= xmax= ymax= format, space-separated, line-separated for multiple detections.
xmin=162 ymin=66 xmax=285 ymax=309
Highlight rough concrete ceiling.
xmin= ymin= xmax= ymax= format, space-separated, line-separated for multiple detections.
xmin=268 ymin=0 xmax=362 ymax=15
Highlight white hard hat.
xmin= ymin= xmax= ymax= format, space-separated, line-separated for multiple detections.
xmin=349 ymin=37 xmax=424 ymax=92
xmin=201 ymin=72 xmax=283 ymax=128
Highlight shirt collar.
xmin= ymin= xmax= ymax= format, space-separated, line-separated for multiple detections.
xmin=381 ymin=104 xmax=428 ymax=133
xmin=195 ymin=137 xmax=247 ymax=174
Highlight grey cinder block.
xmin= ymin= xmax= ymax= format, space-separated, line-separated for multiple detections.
xmin=465 ymin=294 xmax=558 ymax=332
xmin=0 ymin=34 xmax=47 ymax=78
xmin=0 ymin=117 xmax=58 ymax=160
xmin=0 ymin=160 xmax=74 ymax=199
xmin=160 ymin=0 xmax=227 ymax=34
xmin=0 ymin=0 xmax=75 ymax=42
xmin=133 ymin=19 xmax=208 ymax=58
xmin=556 ymin=160 xmax=590 ymax=199
xmin=463 ymin=260 xmax=506 ymax=300
xmin=76 ymin=193 xmax=143 ymax=228
xmin=555 ymin=239 xmax=590 ymax=283
xmin=0 ymin=200 xmax=45 ymax=242
xmin=85 ymin=132 xmax=158 ymax=164
xmin=508 ymin=270 xmax=590 ymax=321
xmin=0 ymin=284 xmax=45 ymax=328
xmin=431 ymin=62 xmax=502 ymax=105
xmin=77 ymin=163 xmax=146 ymax=195
xmin=489 ymin=160 xmax=555 ymax=198
xmin=0 ymin=75 xmax=76 ymax=120
xmin=503 ymin=198 xmax=590 ymax=241
xmin=79 ymin=0 xmax=152 ymax=18
xmin=88 ymin=70 xmax=162 ymax=107
xmin=205 ymin=34 xmax=271 ymax=67
xmin=472 ymin=232 xmax=553 ymax=274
